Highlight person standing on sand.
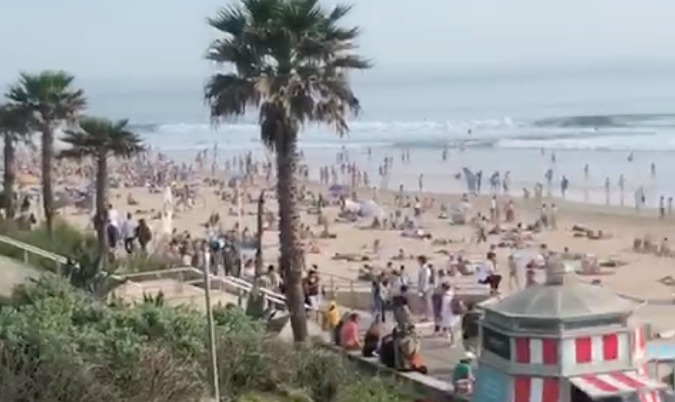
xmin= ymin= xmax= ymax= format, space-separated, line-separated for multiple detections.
xmin=439 ymin=283 xmax=460 ymax=346
xmin=489 ymin=171 xmax=500 ymax=194
xmin=418 ymin=174 xmax=424 ymax=192
xmin=507 ymin=254 xmax=520 ymax=290
xmin=668 ymin=197 xmax=673 ymax=216
xmin=417 ymin=256 xmax=433 ymax=321
xmin=635 ymin=186 xmax=646 ymax=211
xmin=659 ymin=196 xmax=666 ymax=219
xmin=604 ymin=177 xmax=611 ymax=205
xmin=560 ymin=175 xmax=569 ymax=198
xmin=550 ymin=203 xmax=558 ymax=230
xmin=539 ymin=203 xmax=548 ymax=228
xmin=618 ymin=174 xmax=626 ymax=206
xmin=371 ymin=273 xmax=388 ymax=323
xmin=544 ymin=169 xmax=553 ymax=194
xmin=489 ymin=196 xmax=497 ymax=222
xmin=503 ymin=171 xmax=511 ymax=194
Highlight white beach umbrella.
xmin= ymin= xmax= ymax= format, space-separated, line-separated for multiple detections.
xmin=161 ymin=186 xmax=174 ymax=235
xmin=358 ymin=199 xmax=386 ymax=219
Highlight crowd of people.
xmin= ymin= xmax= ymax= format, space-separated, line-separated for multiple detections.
xmin=316 ymin=251 xmax=493 ymax=394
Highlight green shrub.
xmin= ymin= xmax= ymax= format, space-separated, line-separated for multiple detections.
xmin=0 ymin=219 xmax=179 ymax=274
xmin=0 ymin=219 xmax=97 ymax=272
xmin=0 ymin=275 xmax=415 ymax=402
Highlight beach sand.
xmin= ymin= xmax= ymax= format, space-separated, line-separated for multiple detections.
xmin=53 ymin=152 xmax=675 ymax=334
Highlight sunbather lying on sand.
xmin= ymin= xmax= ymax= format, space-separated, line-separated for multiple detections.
xmin=401 ymin=228 xmax=432 ymax=240
xmin=658 ymin=276 xmax=675 ymax=286
xmin=332 ymin=252 xmax=370 ymax=262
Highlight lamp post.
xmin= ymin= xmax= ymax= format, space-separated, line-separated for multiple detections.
xmin=202 ymin=261 xmax=220 ymax=401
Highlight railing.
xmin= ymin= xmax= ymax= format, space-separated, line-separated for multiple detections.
xmin=0 ymin=234 xmax=67 ymax=273
xmin=0 ymin=234 xmax=479 ymax=316
xmin=0 ymin=234 xmax=138 ymax=285
xmin=120 ymin=266 xmax=315 ymax=312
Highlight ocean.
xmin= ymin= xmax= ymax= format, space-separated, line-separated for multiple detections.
xmin=85 ymin=66 xmax=675 ymax=206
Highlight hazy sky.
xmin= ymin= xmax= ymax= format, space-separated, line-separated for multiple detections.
xmin=1 ymin=0 xmax=675 ymax=85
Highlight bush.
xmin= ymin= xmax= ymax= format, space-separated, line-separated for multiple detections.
xmin=0 ymin=219 xmax=179 ymax=274
xmin=0 ymin=219 xmax=97 ymax=272
xmin=0 ymin=275 xmax=415 ymax=402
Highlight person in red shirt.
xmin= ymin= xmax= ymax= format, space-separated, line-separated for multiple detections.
xmin=340 ymin=313 xmax=361 ymax=351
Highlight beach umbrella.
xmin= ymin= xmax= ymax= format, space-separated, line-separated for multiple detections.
xmin=328 ymin=184 xmax=349 ymax=197
xmin=161 ymin=186 xmax=174 ymax=236
xmin=358 ymin=199 xmax=386 ymax=219
xmin=343 ymin=199 xmax=361 ymax=213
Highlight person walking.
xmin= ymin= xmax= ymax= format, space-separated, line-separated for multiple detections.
xmin=371 ymin=273 xmax=388 ymax=323
xmin=439 ymin=283 xmax=461 ymax=346
xmin=417 ymin=256 xmax=434 ymax=321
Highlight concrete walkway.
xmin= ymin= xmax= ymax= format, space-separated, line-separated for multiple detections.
xmin=0 ymin=254 xmax=40 ymax=298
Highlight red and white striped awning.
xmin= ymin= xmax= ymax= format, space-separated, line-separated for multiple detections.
xmin=570 ymin=371 xmax=666 ymax=399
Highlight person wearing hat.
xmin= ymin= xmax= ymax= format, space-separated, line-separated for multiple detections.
xmin=452 ymin=351 xmax=476 ymax=395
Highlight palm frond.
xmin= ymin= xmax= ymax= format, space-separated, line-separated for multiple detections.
xmin=205 ymin=0 xmax=371 ymax=141
xmin=59 ymin=116 xmax=145 ymax=160
xmin=204 ymin=74 xmax=260 ymax=121
xmin=5 ymin=70 xmax=86 ymax=125
xmin=207 ymin=5 xmax=249 ymax=36
xmin=0 ymin=103 xmax=32 ymax=136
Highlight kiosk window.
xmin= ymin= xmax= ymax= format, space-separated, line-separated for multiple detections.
xmin=482 ymin=326 xmax=511 ymax=360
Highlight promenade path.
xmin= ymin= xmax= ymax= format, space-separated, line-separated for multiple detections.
xmin=0 ymin=254 xmax=39 ymax=298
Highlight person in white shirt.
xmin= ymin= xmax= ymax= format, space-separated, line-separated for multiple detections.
xmin=120 ymin=212 xmax=137 ymax=254
xmin=476 ymin=252 xmax=502 ymax=295
xmin=439 ymin=282 xmax=460 ymax=345
xmin=391 ymin=265 xmax=410 ymax=295
xmin=417 ymin=255 xmax=434 ymax=321
xmin=107 ymin=204 xmax=120 ymax=228
xmin=507 ymin=254 xmax=520 ymax=290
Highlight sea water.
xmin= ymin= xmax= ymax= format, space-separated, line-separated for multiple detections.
xmin=85 ymin=66 xmax=675 ymax=207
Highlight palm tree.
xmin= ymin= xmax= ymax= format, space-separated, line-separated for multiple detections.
xmin=58 ymin=117 xmax=145 ymax=269
xmin=5 ymin=71 xmax=86 ymax=235
xmin=205 ymin=0 xmax=371 ymax=342
xmin=0 ymin=103 xmax=32 ymax=219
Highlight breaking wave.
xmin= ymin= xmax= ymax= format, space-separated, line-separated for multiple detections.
xmin=130 ymin=113 xmax=675 ymax=152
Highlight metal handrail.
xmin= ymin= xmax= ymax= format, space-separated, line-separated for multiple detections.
xmin=0 ymin=236 xmax=315 ymax=313
xmin=0 ymin=234 xmax=68 ymax=265
xmin=118 ymin=266 xmax=315 ymax=311
xmin=0 ymin=234 xmax=127 ymax=284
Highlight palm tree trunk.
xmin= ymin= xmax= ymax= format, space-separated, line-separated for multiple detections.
xmin=3 ymin=135 xmax=16 ymax=219
xmin=95 ymin=153 xmax=108 ymax=271
xmin=41 ymin=128 xmax=55 ymax=235
xmin=276 ymin=129 xmax=308 ymax=343
xmin=255 ymin=190 xmax=265 ymax=278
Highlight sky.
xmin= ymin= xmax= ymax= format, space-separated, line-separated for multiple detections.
xmin=1 ymin=0 xmax=675 ymax=87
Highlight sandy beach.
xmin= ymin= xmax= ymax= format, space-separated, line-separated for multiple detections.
xmin=46 ymin=147 xmax=675 ymax=337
